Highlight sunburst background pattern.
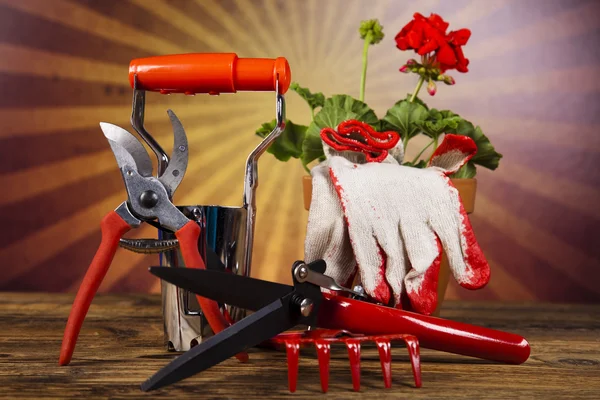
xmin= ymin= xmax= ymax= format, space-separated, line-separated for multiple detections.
xmin=1 ymin=0 xmax=599 ymax=303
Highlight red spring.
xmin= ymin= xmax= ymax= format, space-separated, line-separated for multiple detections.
xmin=269 ymin=329 xmax=422 ymax=393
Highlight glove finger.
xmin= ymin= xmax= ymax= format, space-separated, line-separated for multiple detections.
xmin=355 ymin=239 xmax=390 ymax=305
xmin=400 ymin=220 xmax=443 ymax=315
xmin=453 ymin=201 xmax=490 ymax=289
xmin=305 ymin=165 xmax=356 ymax=287
xmin=328 ymin=165 xmax=391 ymax=304
xmin=322 ymin=222 xmax=358 ymax=290
xmin=431 ymin=188 xmax=490 ymax=289
xmin=306 ymin=214 xmax=356 ymax=288
xmin=373 ymin=222 xmax=407 ymax=307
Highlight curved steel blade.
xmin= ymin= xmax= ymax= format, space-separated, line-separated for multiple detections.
xmin=104 ymin=138 xmax=139 ymax=176
xmin=99 ymin=122 xmax=153 ymax=177
xmin=158 ymin=110 xmax=189 ymax=197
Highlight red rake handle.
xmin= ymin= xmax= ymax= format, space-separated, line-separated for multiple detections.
xmin=129 ymin=53 xmax=291 ymax=95
xmin=318 ymin=294 xmax=530 ymax=364
xmin=175 ymin=221 xmax=248 ymax=363
xmin=59 ymin=211 xmax=131 ymax=366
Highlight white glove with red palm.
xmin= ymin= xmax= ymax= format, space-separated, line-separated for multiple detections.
xmin=305 ymin=120 xmax=490 ymax=314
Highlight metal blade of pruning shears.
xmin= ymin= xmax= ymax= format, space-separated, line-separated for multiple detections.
xmin=158 ymin=110 xmax=189 ymax=197
xmin=99 ymin=122 xmax=152 ymax=178
xmin=103 ymin=134 xmax=141 ymax=178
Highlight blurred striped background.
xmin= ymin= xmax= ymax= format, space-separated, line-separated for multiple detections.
xmin=1 ymin=0 xmax=599 ymax=303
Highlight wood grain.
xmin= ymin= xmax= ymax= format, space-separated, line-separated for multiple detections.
xmin=0 ymin=293 xmax=598 ymax=399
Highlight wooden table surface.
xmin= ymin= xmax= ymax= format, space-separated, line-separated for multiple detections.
xmin=0 ymin=293 xmax=599 ymax=399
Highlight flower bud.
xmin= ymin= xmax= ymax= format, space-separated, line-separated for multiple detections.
xmin=359 ymin=19 xmax=385 ymax=44
xmin=399 ymin=65 xmax=410 ymax=73
xmin=418 ymin=67 xmax=426 ymax=75
xmin=427 ymin=80 xmax=437 ymax=96
xmin=439 ymin=75 xmax=455 ymax=85
xmin=411 ymin=67 xmax=419 ymax=72
xmin=406 ymin=59 xmax=418 ymax=65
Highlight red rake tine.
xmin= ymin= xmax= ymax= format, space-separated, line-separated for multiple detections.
xmin=279 ymin=331 xmax=422 ymax=392
xmin=345 ymin=339 xmax=362 ymax=391
xmin=402 ymin=334 xmax=422 ymax=388
xmin=375 ymin=338 xmax=393 ymax=388
xmin=285 ymin=340 xmax=300 ymax=393
xmin=314 ymin=340 xmax=331 ymax=392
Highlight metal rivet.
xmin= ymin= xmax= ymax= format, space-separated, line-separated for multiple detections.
xmin=179 ymin=145 xmax=186 ymax=152
xmin=172 ymin=170 xmax=179 ymax=177
xmin=296 ymin=264 xmax=308 ymax=280
xmin=192 ymin=208 xmax=202 ymax=220
xmin=352 ymin=285 xmax=365 ymax=296
xmin=139 ymin=190 xmax=159 ymax=208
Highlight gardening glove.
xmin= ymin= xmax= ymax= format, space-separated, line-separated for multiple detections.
xmin=305 ymin=119 xmax=490 ymax=314
xmin=305 ymin=120 xmax=404 ymax=288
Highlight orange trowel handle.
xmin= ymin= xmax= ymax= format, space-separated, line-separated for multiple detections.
xmin=129 ymin=53 xmax=291 ymax=95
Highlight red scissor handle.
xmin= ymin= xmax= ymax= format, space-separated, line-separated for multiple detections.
xmin=318 ymin=294 xmax=530 ymax=365
xmin=129 ymin=53 xmax=291 ymax=95
xmin=59 ymin=211 xmax=131 ymax=366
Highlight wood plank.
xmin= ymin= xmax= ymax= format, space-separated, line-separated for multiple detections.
xmin=0 ymin=293 xmax=598 ymax=399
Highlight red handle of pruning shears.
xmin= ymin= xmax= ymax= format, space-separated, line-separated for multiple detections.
xmin=319 ymin=294 xmax=530 ymax=364
xmin=59 ymin=216 xmax=247 ymax=366
xmin=176 ymin=221 xmax=248 ymax=362
xmin=59 ymin=211 xmax=131 ymax=366
xmin=129 ymin=53 xmax=291 ymax=95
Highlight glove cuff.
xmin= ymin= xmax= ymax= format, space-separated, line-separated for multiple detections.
xmin=320 ymin=119 xmax=403 ymax=164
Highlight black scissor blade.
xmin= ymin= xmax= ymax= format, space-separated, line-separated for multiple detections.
xmin=205 ymin=247 xmax=226 ymax=272
xmin=149 ymin=267 xmax=293 ymax=311
xmin=141 ymin=296 xmax=296 ymax=391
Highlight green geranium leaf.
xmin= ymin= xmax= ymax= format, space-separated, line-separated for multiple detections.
xmin=301 ymin=95 xmax=379 ymax=167
xmin=381 ymin=99 xmax=429 ymax=142
xmin=447 ymin=119 xmax=503 ymax=171
xmin=405 ymin=93 xmax=429 ymax=110
xmin=290 ymin=82 xmax=325 ymax=112
xmin=416 ymin=109 xmax=463 ymax=140
xmin=323 ymin=95 xmax=380 ymax=118
xmin=255 ymin=119 xmax=307 ymax=162
xmin=451 ymin=161 xmax=477 ymax=178
xmin=403 ymin=159 xmax=427 ymax=168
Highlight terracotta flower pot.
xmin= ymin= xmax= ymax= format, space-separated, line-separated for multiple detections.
xmin=302 ymin=175 xmax=477 ymax=316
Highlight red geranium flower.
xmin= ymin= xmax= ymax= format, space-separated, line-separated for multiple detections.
xmin=395 ymin=13 xmax=471 ymax=73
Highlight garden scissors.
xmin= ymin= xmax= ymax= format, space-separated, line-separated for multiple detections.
xmin=143 ymin=259 xmax=530 ymax=392
xmin=58 ymin=112 xmax=242 ymax=366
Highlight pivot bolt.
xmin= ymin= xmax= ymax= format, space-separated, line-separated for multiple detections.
xmin=299 ymin=298 xmax=314 ymax=317
xmin=139 ymin=190 xmax=159 ymax=208
xmin=291 ymin=294 xmax=314 ymax=317
xmin=295 ymin=263 xmax=309 ymax=281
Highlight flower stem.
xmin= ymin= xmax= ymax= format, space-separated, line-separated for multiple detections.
xmin=409 ymin=75 xmax=425 ymax=103
xmin=433 ymin=136 xmax=439 ymax=151
xmin=359 ymin=33 xmax=372 ymax=102
xmin=411 ymin=138 xmax=435 ymax=164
